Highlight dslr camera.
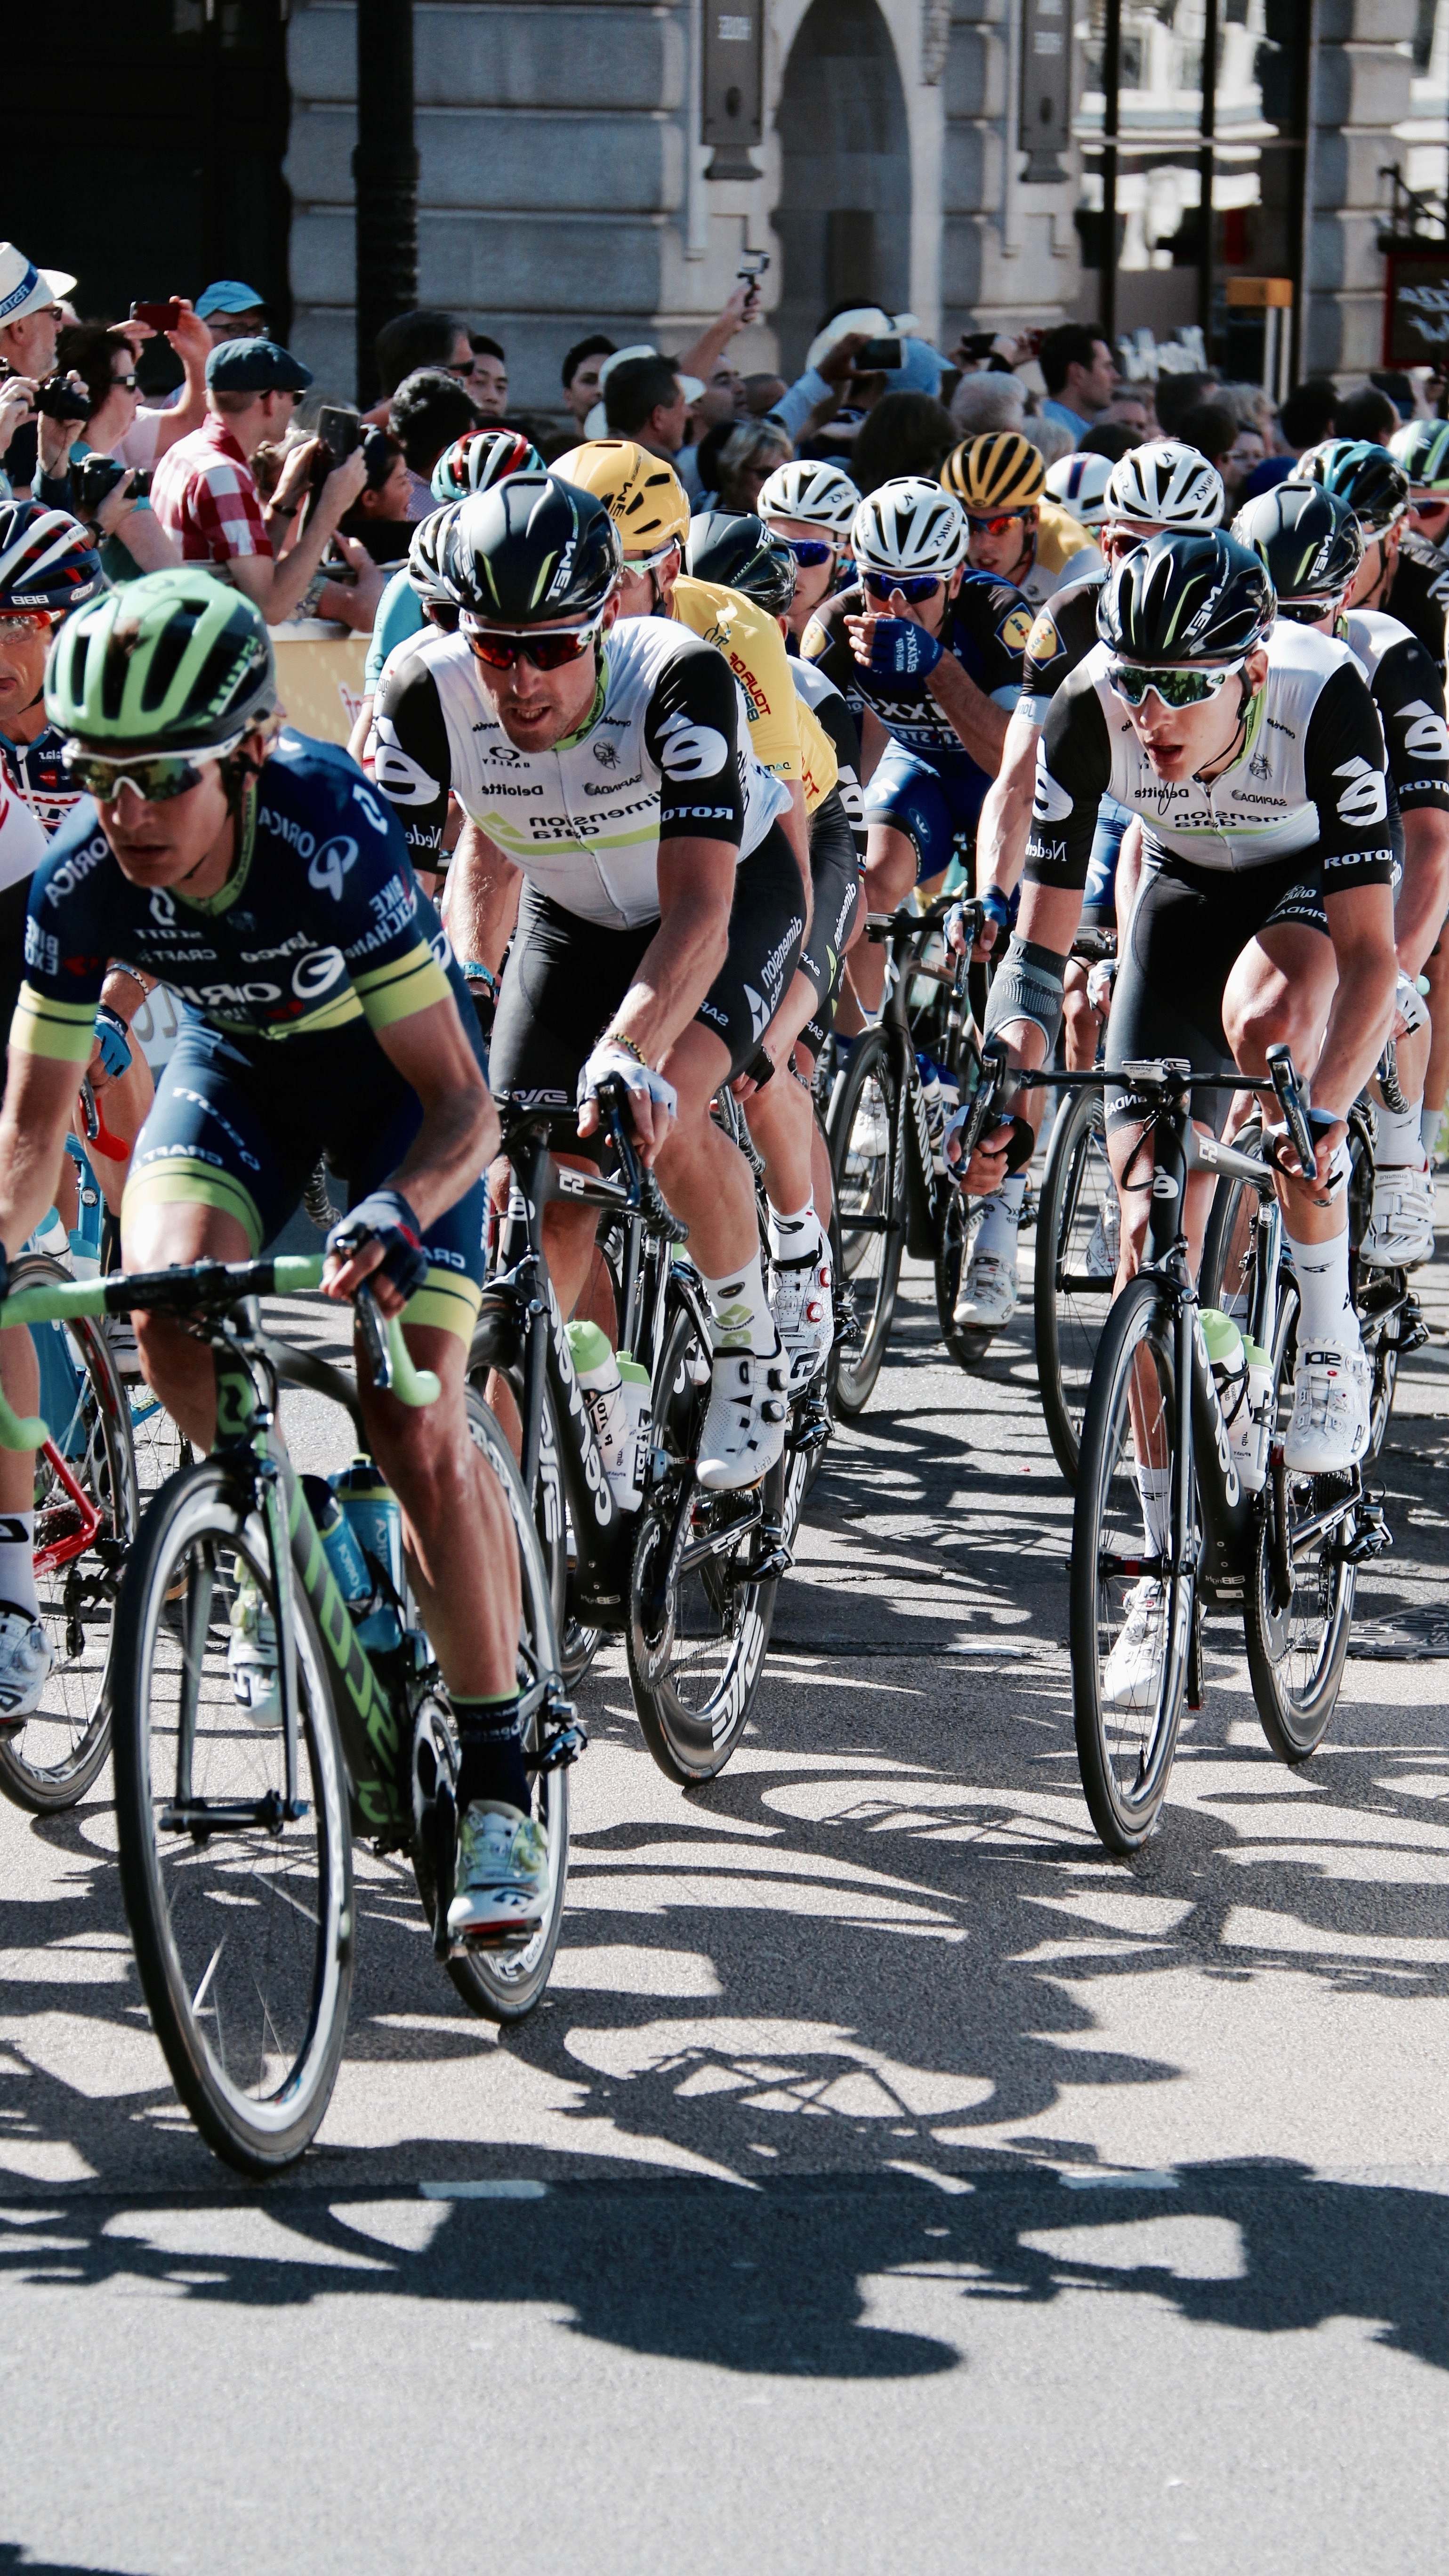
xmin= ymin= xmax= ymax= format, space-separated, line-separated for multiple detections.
xmin=72 ymin=454 xmax=151 ymax=517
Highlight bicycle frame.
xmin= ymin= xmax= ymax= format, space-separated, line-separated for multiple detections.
xmin=866 ymin=902 xmax=981 ymax=1261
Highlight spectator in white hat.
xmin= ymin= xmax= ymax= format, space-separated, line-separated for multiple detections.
xmin=0 ymin=242 xmax=80 ymax=499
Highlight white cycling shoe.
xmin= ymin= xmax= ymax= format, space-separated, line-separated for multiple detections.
xmin=952 ymin=1247 xmax=1019 ymax=1334
xmin=771 ymin=1239 xmax=834 ymax=1392
xmin=228 ymin=1576 xmax=281 ymax=1728
xmin=696 ymin=1338 xmax=789 ymax=1492
xmin=1360 ymin=1161 xmax=1435 ymax=1270
xmin=1284 ymin=1344 xmax=1371 ymax=1475
xmin=1102 ymin=1579 xmax=1167 ymax=1712
xmin=848 ymin=1096 xmax=890 ymax=1160
xmin=1086 ymin=1192 xmax=1120 ymax=1280
xmin=0 ymin=1605 xmax=52 ymax=1726
xmin=447 ymin=1801 xmax=549 ymax=1947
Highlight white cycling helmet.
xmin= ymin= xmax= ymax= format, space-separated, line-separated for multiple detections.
xmin=1044 ymin=451 xmax=1115 ymax=530
xmin=757 ymin=458 xmax=860 ymax=538
xmin=1106 ymin=439 xmax=1224 ymax=531
xmin=851 ymin=476 xmax=969 ymax=579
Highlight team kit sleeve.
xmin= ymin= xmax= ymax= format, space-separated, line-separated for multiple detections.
xmin=644 ymin=638 xmax=749 ymax=847
xmin=812 ymin=687 xmax=867 ymax=861
xmin=307 ymin=765 xmax=458 ymax=1036
xmin=369 ymin=652 xmax=454 ymax=861
xmin=363 ymin=570 xmax=427 ymax=694
xmin=1305 ymin=661 xmax=1397 ymax=891
xmin=1371 ymin=636 xmax=1449 ymax=815
xmin=721 ymin=599 xmax=802 ymax=782
xmin=11 ymin=817 xmax=116 ymax=1065
xmin=1022 ymin=672 xmax=1113 ymax=891
xmin=968 ymin=580 xmax=1033 ymax=709
xmin=1020 ymin=600 xmax=1075 ymax=725
xmin=800 ymin=603 xmax=864 ymax=717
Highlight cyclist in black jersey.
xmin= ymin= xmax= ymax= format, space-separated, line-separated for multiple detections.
xmin=0 ymin=571 xmax=547 ymax=1940
xmin=1016 ymin=529 xmax=1397 ymax=1477
xmin=1298 ymin=440 xmax=1449 ymax=677
xmin=1234 ymin=478 xmax=1449 ymax=1269
xmin=947 ymin=441 xmax=1226 ymax=1335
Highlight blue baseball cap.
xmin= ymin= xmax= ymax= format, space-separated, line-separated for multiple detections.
xmin=195 ymin=280 xmax=268 ymax=321
xmin=206 ymin=337 xmax=313 ymax=394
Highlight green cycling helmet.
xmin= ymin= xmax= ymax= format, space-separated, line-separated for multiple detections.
xmin=45 ymin=567 xmax=276 ymax=754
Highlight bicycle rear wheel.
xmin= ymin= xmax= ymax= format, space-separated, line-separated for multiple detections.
xmin=112 ymin=1460 xmax=354 ymax=2175
xmin=412 ymin=1389 xmax=569 ymax=2022
xmin=627 ymin=1290 xmax=786 ymax=1783
xmin=829 ymin=1031 xmax=904 ymax=1415
xmin=1070 ymin=1276 xmax=1193 ymax=1851
xmin=0 ymin=1253 xmax=138 ymax=1814
xmin=1244 ymin=1282 xmax=1356 ymax=1761
xmin=1034 ymin=1085 xmax=1119 ymax=1487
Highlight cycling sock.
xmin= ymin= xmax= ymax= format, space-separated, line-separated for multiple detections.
xmin=453 ymin=1693 xmax=529 ymax=1817
xmin=700 ymin=1251 xmax=774 ymax=1353
xmin=1136 ymin=1467 xmax=1170 ymax=1555
xmin=0 ymin=1516 xmax=39 ymax=1620
xmin=1422 ymin=1104 xmax=1444 ymax=1160
xmin=1285 ymin=1225 xmax=1357 ymax=1349
xmin=974 ymin=1173 xmax=1027 ymax=1264
xmin=1375 ymin=1094 xmax=1425 ymax=1167
xmin=767 ymin=1196 xmax=821 ymax=1267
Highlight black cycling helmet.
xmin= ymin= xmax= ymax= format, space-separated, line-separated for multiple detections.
xmin=1295 ymin=438 xmax=1409 ymax=539
xmin=0 ymin=502 xmax=106 ymax=616
xmin=684 ymin=509 xmax=797 ymax=615
xmin=1097 ymin=528 xmax=1275 ymax=665
xmin=1230 ymin=483 xmax=1363 ymax=622
xmin=445 ymin=471 xmax=621 ymax=628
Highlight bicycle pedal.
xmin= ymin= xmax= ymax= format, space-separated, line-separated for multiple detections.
xmin=1341 ymin=1501 xmax=1392 ymax=1564
xmin=531 ymin=1721 xmax=588 ymax=1773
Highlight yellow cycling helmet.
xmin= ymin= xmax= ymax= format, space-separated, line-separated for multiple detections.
xmin=941 ymin=432 xmax=1046 ymax=514
xmin=551 ymin=438 xmax=690 ymax=555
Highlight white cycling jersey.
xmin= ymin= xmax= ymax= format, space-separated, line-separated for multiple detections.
xmin=370 ymin=615 xmax=789 ymax=931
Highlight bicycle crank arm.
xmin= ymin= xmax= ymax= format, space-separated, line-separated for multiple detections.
xmin=531 ymin=1720 xmax=588 ymax=1774
xmin=1339 ymin=1500 xmax=1392 ymax=1564
xmin=160 ymin=1792 xmax=308 ymax=1837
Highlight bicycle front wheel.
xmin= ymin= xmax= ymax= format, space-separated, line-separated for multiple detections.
xmin=829 ymin=1031 xmax=904 ymax=1415
xmin=1070 ymin=1276 xmax=1193 ymax=1851
xmin=1244 ymin=1282 xmax=1356 ymax=1761
xmin=0 ymin=1253 xmax=138 ymax=1813
xmin=112 ymin=1460 xmax=354 ymax=2176
xmin=627 ymin=1291 xmax=785 ymax=1783
xmin=1034 ymin=1085 xmax=1119 ymax=1487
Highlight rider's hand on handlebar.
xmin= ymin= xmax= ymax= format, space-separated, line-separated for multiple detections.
xmin=947 ymin=887 xmax=1008 ymax=962
xmin=323 ymin=1188 xmax=429 ymax=1317
xmin=577 ymin=1039 xmax=677 ymax=1165
xmin=1264 ymin=1107 xmax=1345 ymax=1194
xmin=942 ymin=1111 xmax=1016 ymax=1196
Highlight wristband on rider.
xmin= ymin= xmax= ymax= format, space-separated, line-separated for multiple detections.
xmin=462 ymin=958 xmax=498 ymax=996
xmin=603 ymin=1030 xmax=650 ymax=1069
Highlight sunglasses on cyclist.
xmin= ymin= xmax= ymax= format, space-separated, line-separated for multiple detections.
xmin=786 ymin=538 xmax=835 ymax=569
xmin=622 ymin=541 xmax=680 ymax=577
xmin=463 ymin=613 xmax=606 ymax=672
xmin=861 ymin=570 xmax=942 ymax=604
xmin=1108 ymin=658 xmax=1247 ymax=710
xmin=966 ymin=511 xmax=1030 ymax=538
xmin=62 ymin=727 xmax=249 ymax=804
xmin=0 ymin=610 xmax=59 ymax=636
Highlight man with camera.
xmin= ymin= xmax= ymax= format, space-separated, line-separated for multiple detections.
xmin=0 ymin=242 xmax=91 ymax=505
xmin=149 ymin=338 xmax=367 ymax=625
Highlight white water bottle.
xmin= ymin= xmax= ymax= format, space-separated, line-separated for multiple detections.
xmin=1240 ymin=1337 xmax=1273 ymax=1495
xmin=565 ymin=1320 xmax=629 ymax=1489
xmin=615 ymin=1351 xmax=652 ymax=1511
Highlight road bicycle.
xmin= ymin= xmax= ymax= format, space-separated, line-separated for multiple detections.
xmin=474 ymin=1093 xmax=790 ymax=1787
xmin=0 ymin=1254 xmax=576 ymax=2175
xmin=827 ymin=897 xmax=988 ymax=1409
xmin=1030 ymin=931 xmax=1121 ymax=1488
xmin=1049 ymin=1049 xmax=1388 ymax=1852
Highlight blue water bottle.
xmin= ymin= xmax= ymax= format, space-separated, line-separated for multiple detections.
xmin=330 ymin=1457 xmax=404 ymax=1650
xmin=300 ymin=1473 xmax=371 ymax=1606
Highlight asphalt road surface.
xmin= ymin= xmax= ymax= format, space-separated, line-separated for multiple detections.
xmin=2 ymin=1225 xmax=1448 ymax=2576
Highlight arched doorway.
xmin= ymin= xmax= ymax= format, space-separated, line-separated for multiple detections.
xmin=773 ymin=0 xmax=913 ymax=379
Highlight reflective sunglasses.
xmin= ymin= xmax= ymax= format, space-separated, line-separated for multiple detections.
xmin=1108 ymin=658 xmax=1247 ymax=710
xmin=966 ymin=510 xmax=1030 ymax=538
xmin=464 ymin=614 xmax=605 ymax=671
xmin=861 ymin=569 xmax=942 ymax=604
xmin=62 ymin=727 xmax=247 ymax=804
xmin=622 ymin=541 xmax=680 ymax=577
xmin=786 ymin=538 xmax=835 ymax=569
xmin=0 ymin=610 xmax=59 ymax=636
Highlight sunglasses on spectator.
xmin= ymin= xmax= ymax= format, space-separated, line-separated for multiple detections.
xmin=966 ymin=511 xmax=1030 ymax=537
xmin=786 ymin=538 xmax=835 ymax=569
xmin=62 ymin=730 xmax=248 ymax=804
xmin=1108 ymin=659 xmax=1247 ymax=710
xmin=463 ymin=614 xmax=607 ymax=671
xmin=112 ymin=372 xmax=138 ymax=392
xmin=861 ymin=570 xmax=942 ymax=604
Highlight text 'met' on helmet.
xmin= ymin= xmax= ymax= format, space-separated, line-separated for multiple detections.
xmin=446 ymin=473 xmax=623 ymax=627
xmin=1098 ymin=528 xmax=1275 ymax=665
xmin=549 ymin=439 xmax=691 ymax=555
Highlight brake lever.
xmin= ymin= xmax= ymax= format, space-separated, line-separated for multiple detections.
xmin=1266 ymin=1043 xmax=1317 ymax=1181
xmin=602 ymin=1081 xmax=690 ymax=1245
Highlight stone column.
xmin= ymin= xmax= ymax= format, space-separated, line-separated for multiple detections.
xmin=1303 ymin=0 xmax=1416 ymax=379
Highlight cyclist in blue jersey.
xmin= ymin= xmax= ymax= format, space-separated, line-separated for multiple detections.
xmin=0 ymin=571 xmax=547 ymax=1944
xmin=802 ymin=475 xmax=1030 ymax=1014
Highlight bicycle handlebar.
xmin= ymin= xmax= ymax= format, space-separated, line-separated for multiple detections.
xmin=0 ymin=1251 xmax=438 ymax=1451
xmin=1265 ymin=1043 xmax=1317 ymax=1183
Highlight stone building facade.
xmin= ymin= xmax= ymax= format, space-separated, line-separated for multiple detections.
xmin=284 ymin=0 xmax=1446 ymax=409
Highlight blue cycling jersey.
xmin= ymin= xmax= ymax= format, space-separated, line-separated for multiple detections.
xmin=16 ymin=727 xmax=470 ymax=1062
xmin=800 ymin=572 xmax=1030 ymax=784
xmin=363 ymin=564 xmax=427 ymax=693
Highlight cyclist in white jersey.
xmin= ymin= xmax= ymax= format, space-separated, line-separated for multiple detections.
xmin=370 ymin=474 xmax=805 ymax=1490
xmin=1012 ymin=529 xmax=1397 ymax=1483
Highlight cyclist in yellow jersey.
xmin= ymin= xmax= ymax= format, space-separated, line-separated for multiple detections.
xmin=554 ymin=440 xmax=843 ymax=1389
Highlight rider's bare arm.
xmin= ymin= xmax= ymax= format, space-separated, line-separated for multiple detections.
xmin=442 ymin=818 xmax=523 ymax=978
xmin=1394 ymin=806 xmax=1449 ymax=981
xmin=1315 ymin=881 xmax=1400 ymax=1124
xmin=922 ymin=652 xmax=1011 ymax=776
xmin=0 ymin=1047 xmax=87 ymax=1257
xmin=322 ymin=993 xmax=499 ymax=1310
xmin=603 ymin=837 xmax=740 ymax=1066
xmin=975 ymin=704 xmax=1042 ymax=912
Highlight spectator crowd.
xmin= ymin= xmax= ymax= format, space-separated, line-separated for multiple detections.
xmin=1 ymin=230 xmax=1444 ymax=652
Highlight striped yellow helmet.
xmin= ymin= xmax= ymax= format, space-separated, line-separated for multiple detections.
xmin=551 ymin=438 xmax=690 ymax=555
xmin=941 ymin=433 xmax=1046 ymax=513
